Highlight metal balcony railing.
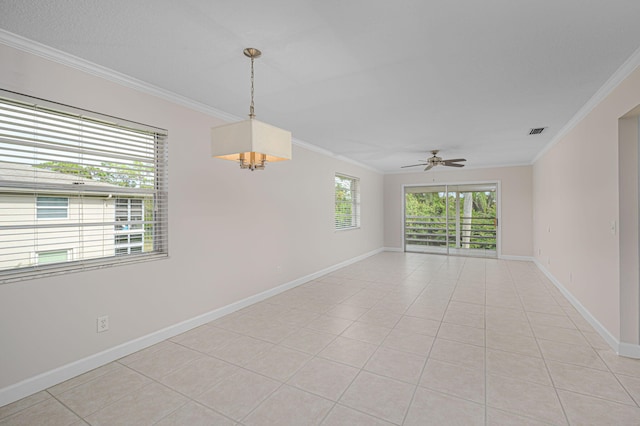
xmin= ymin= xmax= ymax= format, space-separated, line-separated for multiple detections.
xmin=405 ymin=216 xmax=496 ymax=250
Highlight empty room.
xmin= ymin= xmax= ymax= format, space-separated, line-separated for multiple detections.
xmin=1 ymin=1 xmax=640 ymax=425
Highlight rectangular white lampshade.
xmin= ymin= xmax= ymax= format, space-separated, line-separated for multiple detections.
xmin=211 ymin=118 xmax=292 ymax=162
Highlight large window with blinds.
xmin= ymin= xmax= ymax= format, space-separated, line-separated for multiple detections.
xmin=335 ymin=173 xmax=360 ymax=230
xmin=0 ymin=89 xmax=168 ymax=282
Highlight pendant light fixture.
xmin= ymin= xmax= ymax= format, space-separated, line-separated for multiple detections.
xmin=211 ymin=48 xmax=292 ymax=171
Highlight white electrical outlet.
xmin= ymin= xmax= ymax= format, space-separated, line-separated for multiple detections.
xmin=97 ymin=315 xmax=109 ymax=333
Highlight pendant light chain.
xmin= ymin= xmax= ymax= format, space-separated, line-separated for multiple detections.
xmin=249 ymin=55 xmax=256 ymax=119
xmin=243 ymin=48 xmax=261 ymax=119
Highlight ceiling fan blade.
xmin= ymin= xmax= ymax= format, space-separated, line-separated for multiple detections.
xmin=401 ymin=163 xmax=428 ymax=168
xmin=443 ymin=158 xmax=466 ymax=163
xmin=424 ymin=164 xmax=434 ymax=171
xmin=443 ymin=162 xmax=465 ymax=167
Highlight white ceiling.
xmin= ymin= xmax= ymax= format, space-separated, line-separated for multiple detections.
xmin=1 ymin=0 xmax=640 ymax=172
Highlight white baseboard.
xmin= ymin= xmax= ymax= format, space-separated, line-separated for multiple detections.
xmin=383 ymin=247 xmax=404 ymax=252
xmin=619 ymin=343 xmax=640 ymax=359
xmin=0 ymin=247 xmax=384 ymax=407
xmin=499 ymin=254 xmax=534 ymax=261
xmin=533 ymin=260 xmax=640 ymax=359
xmin=385 ymin=248 xmax=534 ymax=261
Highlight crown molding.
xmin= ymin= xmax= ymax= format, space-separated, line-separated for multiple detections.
xmin=1 ymin=29 xmax=381 ymax=174
xmin=292 ymin=139 xmax=382 ymax=173
xmin=532 ymin=45 xmax=640 ymax=164
xmin=0 ymin=29 xmax=241 ymax=123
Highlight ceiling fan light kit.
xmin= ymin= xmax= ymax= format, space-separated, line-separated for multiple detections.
xmin=211 ymin=48 xmax=292 ymax=171
xmin=401 ymin=150 xmax=466 ymax=171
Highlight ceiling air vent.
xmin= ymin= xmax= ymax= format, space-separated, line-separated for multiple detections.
xmin=529 ymin=127 xmax=546 ymax=135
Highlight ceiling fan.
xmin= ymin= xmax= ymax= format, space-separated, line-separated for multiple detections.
xmin=401 ymin=150 xmax=466 ymax=171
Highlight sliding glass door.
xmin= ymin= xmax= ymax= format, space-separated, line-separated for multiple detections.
xmin=404 ymin=183 xmax=498 ymax=257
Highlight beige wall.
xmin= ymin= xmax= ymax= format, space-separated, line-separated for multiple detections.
xmin=533 ymin=65 xmax=640 ymax=344
xmin=619 ymin=114 xmax=639 ymax=344
xmin=0 ymin=42 xmax=384 ymax=391
xmin=384 ymin=166 xmax=533 ymax=257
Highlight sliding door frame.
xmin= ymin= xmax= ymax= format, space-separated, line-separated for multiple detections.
xmin=401 ymin=180 xmax=502 ymax=258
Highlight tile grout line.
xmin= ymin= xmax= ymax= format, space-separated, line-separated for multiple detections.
xmin=7 ymin=253 xmax=640 ymax=424
xmin=534 ymin=263 xmax=640 ymax=410
xmin=400 ymin=256 xmax=465 ymax=425
xmin=0 ymin=393 xmax=53 ymax=423
xmin=234 ymin=264 xmax=411 ymax=425
xmin=50 ymin=361 xmax=177 ymax=424
xmin=118 ymin=360 xmax=235 ymax=425
xmin=483 ymin=259 xmax=488 ymax=426
xmin=115 ymin=335 xmax=295 ymax=425
xmin=508 ymin=260 xmax=571 ymax=426
xmin=353 ymin=260 xmax=427 ymax=425
xmin=325 ymin=256 xmax=427 ymax=425
xmin=556 ymin=290 xmax=640 ymax=409
xmin=41 ymin=391 xmax=85 ymax=425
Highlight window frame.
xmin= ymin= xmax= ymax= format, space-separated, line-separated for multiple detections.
xmin=36 ymin=249 xmax=72 ymax=265
xmin=36 ymin=196 xmax=69 ymax=220
xmin=334 ymin=173 xmax=361 ymax=231
xmin=0 ymin=89 xmax=169 ymax=283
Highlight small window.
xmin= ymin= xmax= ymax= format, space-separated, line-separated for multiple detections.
xmin=115 ymin=198 xmax=145 ymax=230
xmin=335 ymin=174 xmax=360 ymax=230
xmin=115 ymin=198 xmax=146 ymax=255
xmin=36 ymin=197 xmax=69 ymax=219
xmin=37 ymin=249 xmax=70 ymax=265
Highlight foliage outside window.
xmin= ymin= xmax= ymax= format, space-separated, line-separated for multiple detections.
xmin=0 ymin=89 xmax=168 ymax=283
xmin=405 ymin=190 xmax=496 ymax=249
xmin=335 ymin=174 xmax=360 ymax=230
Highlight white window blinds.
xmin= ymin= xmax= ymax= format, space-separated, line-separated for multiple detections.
xmin=0 ymin=89 xmax=168 ymax=283
xmin=335 ymin=174 xmax=360 ymax=230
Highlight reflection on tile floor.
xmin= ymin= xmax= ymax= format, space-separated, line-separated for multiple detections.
xmin=2 ymin=253 xmax=640 ymax=425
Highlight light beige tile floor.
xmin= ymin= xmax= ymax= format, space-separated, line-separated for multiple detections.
xmin=2 ymin=253 xmax=640 ymax=425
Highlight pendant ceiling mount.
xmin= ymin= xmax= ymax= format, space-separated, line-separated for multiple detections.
xmin=243 ymin=48 xmax=262 ymax=59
